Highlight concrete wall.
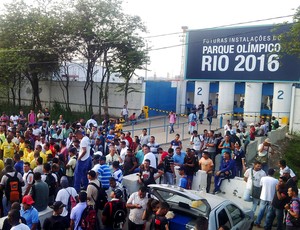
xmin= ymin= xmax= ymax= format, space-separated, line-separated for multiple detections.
xmin=6 ymin=80 xmax=144 ymax=117
xmin=290 ymin=86 xmax=300 ymax=134
xmin=245 ymin=125 xmax=288 ymax=164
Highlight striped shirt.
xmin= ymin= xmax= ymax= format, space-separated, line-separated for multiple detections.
xmin=113 ymin=168 xmax=123 ymax=184
xmin=98 ymin=164 xmax=111 ymax=189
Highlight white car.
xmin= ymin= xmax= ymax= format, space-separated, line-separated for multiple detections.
xmin=148 ymin=184 xmax=254 ymax=230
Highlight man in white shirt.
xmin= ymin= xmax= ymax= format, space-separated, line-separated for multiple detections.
xmin=119 ymin=141 xmax=128 ymax=164
xmin=85 ymin=114 xmax=98 ymax=129
xmin=223 ymin=120 xmax=231 ymax=136
xmin=142 ymin=145 xmax=156 ymax=168
xmin=126 ymin=186 xmax=149 ymax=229
xmin=254 ymin=168 xmax=278 ymax=227
xmin=190 ymin=130 xmax=204 ymax=155
xmin=74 ymin=130 xmax=92 ymax=192
xmin=243 ymin=161 xmax=266 ymax=212
xmin=278 ymin=159 xmax=296 ymax=179
xmin=121 ymin=105 xmax=129 ymax=122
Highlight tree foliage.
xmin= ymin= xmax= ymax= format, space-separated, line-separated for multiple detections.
xmin=279 ymin=6 xmax=300 ymax=58
xmin=0 ymin=0 xmax=148 ymax=116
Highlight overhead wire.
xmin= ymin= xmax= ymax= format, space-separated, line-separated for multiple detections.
xmin=0 ymin=14 xmax=295 ymax=66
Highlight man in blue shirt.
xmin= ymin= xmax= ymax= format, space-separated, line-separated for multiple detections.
xmin=173 ymin=147 xmax=186 ymax=167
xmin=213 ymin=150 xmax=235 ymax=194
xmin=70 ymin=191 xmax=88 ymax=230
xmin=98 ymin=156 xmax=111 ymax=190
xmin=20 ymin=195 xmax=39 ymax=229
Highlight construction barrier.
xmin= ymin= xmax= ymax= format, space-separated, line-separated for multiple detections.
xmin=147 ymin=107 xmax=283 ymax=120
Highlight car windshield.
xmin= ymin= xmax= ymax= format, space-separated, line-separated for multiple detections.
xmin=155 ymin=189 xmax=208 ymax=214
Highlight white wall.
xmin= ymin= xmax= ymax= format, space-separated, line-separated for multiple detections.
xmin=13 ymin=80 xmax=144 ymax=117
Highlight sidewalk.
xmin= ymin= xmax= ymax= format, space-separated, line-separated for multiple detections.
xmin=122 ymin=116 xmax=221 ymax=147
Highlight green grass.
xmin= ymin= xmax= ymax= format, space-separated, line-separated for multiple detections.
xmin=283 ymin=136 xmax=300 ymax=187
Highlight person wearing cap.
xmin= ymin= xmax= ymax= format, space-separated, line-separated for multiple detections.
xmin=43 ymin=201 xmax=69 ymax=230
xmin=177 ymin=166 xmax=188 ymax=189
xmin=70 ymin=191 xmax=88 ymax=230
xmin=20 ymin=195 xmax=39 ymax=230
xmin=30 ymin=172 xmax=49 ymax=212
xmin=102 ymin=188 xmax=127 ymax=229
xmin=73 ymin=129 xmax=92 ymax=192
xmin=257 ymin=138 xmax=274 ymax=173
xmin=282 ymin=168 xmax=298 ymax=190
xmin=86 ymin=170 xmax=101 ymax=207
xmin=199 ymin=150 xmax=214 ymax=193
xmin=98 ymin=156 xmax=111 ymax=190
xmin=254 ymin=168 xmax=278 ymax=228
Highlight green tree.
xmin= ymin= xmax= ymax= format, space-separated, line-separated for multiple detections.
xmin=279 ymin=6 xmax=300 ymax=58
xmin=0 ymin=0 xmax=62 ymax=109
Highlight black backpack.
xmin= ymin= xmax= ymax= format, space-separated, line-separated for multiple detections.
xmin=107 ymin=201 xmax=127 ymax=230
xmin=45 ymin=173 xmax=56 ymax=196
xmin=89 ymin=182 xmax=108 ymax=210
xmin=5 ymin=172 xmax=22 ymax=203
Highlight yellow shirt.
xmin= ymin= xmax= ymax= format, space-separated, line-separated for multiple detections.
xmin=0 ymin=159 xmax=4 ymax=172
xmin=27 ymin=150 xmax=34 ymax=163
xmin=19 ymin=142 xmax=26 ymax=152
xmin=1 ymin=141 xmax=16 ymax=159
xmin=30 ymin=159 xmax=37 ymax=169
xmin=0 ymin=133 xmax=6 ymax=144
xmin=40 ymin=152 xmax=48 ymax=164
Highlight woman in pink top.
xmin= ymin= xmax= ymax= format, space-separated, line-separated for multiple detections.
xmin=28 ymin=109 xmax=36 ymax=125
xmin=168 ymin=111 xmax=176 ymax=134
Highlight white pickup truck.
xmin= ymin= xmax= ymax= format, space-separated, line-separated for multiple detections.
xmin=148 ymin=184 xmax=254 ymax=230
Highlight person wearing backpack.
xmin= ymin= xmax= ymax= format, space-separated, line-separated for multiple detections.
xmin=0 ymin=165 xmax=24 ymax=216
xmin=43 ymin=201 xmax=70 ymax=230
xmin=86 ymin=170 xmax=101 ymax=208
xmin=70 ymin=191 xmax=88 ymax=230
xmin=55 ymin=176 xmax=78 ymax=217
xmin=102 ymin=189 xmax=127 ymax=230
xmin=42 ymin=163 xmax=58 ymax=205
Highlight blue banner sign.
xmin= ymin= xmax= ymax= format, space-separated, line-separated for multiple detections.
xmin=185 ymin=24 xmax=300 ymax=82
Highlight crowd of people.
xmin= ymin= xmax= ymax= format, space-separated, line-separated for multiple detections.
xmin=0 ymin=107 xmax=297 ymax=230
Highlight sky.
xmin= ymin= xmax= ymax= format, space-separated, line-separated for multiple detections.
xmin=123 ymin=0 xmax=300 ymax=79
xmin=0 ymin=0 xmax=299 ymax=79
